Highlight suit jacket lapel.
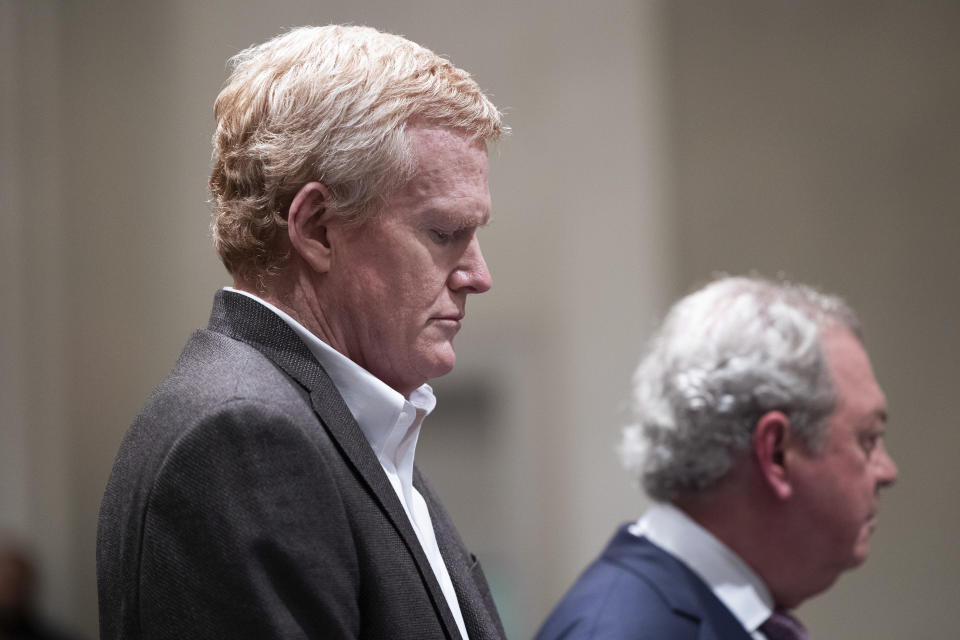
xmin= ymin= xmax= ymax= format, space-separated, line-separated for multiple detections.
xmin=604 ymin=529 xmax=754 ymax=640
xmin=208 ymin=290 xmax=464 ymax=640
xmin=309 ymin=396 xmax=465 ymax=640
xmin=415 ymin=469 xmax=506 ymax=640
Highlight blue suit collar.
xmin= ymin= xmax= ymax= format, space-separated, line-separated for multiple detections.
xmin=601 ymin=524 xmax=755 ymax=640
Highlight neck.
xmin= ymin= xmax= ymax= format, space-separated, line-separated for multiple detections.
xmin=676 ymin=470 xmax=821 ymax=609
xmin=233 ymin=267 xmax=345 ymax=357
xmin=233 ymin=269 xmax=421 ymax=399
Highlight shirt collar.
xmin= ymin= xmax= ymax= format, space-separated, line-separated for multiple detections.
xmin=630 ymin=502 xmax=774 ymax=633
xmin=224 ymin=287 xmax=436 ymax=466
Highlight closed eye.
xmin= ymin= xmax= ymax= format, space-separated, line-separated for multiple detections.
xmin=859 ymin=433 xmax=881 ymax=456
xmin=430 ymin=229 xmax=453 ymax=245
xmin=430 ymin=227 xmax=477 ymax=246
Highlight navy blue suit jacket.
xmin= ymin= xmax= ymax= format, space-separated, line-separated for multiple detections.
xmin=535 ymin=524 xmax=753 ymax=640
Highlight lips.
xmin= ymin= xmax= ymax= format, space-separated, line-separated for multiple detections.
xmin=432 ymin=310 xmax=465 ymax=322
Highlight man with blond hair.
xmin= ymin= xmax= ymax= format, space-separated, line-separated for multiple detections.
xmin=97 ymin=25 xmax=506 ymax=640
xmin=536 ymin=276 xmax=898 ymax=639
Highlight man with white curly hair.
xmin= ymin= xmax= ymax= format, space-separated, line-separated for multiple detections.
xmin=536 ymin=275 xmax=898 ymax=640
xmin=97 ymin=25 xmax=506 ymax=640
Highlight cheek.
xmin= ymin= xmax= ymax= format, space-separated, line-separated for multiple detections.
xmin=345 ymin=255 xmax=449 ymax=325
xmin=835 ymin=478 xmax=875 ymax=539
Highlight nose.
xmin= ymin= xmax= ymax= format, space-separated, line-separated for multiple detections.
xmin=449 ymin=235 xmax=492 ymax=294
xmin=875 ymin=440 xmax=899 ymax=489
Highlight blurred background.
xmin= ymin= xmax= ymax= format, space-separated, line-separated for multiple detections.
xmin=1 ymin=1 xmax=958 ymax=638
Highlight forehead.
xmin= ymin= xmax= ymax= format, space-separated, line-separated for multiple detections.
xmin=391 ymin=125 xmax=491 ymax=219
xmin=822 ymin=328 xmax=886 ymax=426
xmin=406 ymin=124 xmax=489 ymax=162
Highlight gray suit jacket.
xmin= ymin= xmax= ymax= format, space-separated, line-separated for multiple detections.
xmin=97 ymin=290 xmax=505 ymax=640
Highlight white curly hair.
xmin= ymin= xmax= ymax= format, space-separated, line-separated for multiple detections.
xmin=620 ymin=275 xmax=861 ymax=502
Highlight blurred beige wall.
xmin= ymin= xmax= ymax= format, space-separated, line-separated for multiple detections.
xmin=2 ymin=1 xmax=667 ymax=637
xmin=1 ymin=0 xmax=74 ymax=630
xmin=1 ymin=1 xmax=958 ymax=639
xmin=666 ymin=2 xmax=960 ymax=637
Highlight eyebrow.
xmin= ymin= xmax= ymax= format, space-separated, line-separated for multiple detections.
xmin=424 ymin=209 xmax=492 ymax=230
xmin=855 ymin=409 xmax=888 ymax=434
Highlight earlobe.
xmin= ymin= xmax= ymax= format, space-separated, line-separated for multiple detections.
xmin=754 ymin=411 xmax=793 ymax=501
xmin=288 ymin=181 xmax=334 ymax=273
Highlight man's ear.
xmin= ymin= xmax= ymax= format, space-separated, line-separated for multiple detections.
xmin=753 ymin=410 xmax=793 ymax=501
xmin=287 ymin=181 xmax=335 ymax=273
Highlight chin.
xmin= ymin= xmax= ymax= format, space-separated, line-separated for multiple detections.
xmin=852 ymin=545 xmax=870 ymax=566
xmin=421 ymin=350 xmax=457 ymax=382
xmin=846 ymin=540 xmax=871 ymax=569
xmin=856 ymin=523 xmax=876 ymax=557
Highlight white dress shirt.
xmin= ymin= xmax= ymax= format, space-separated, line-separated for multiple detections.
xmin=630 ymin=502 xmax=775 ymax=640
xmin=226 ymin=288 xmax=469 ymax=640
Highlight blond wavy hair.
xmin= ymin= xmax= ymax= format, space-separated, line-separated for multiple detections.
xmin=209 ymin=25 xmax=505 ymax=284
